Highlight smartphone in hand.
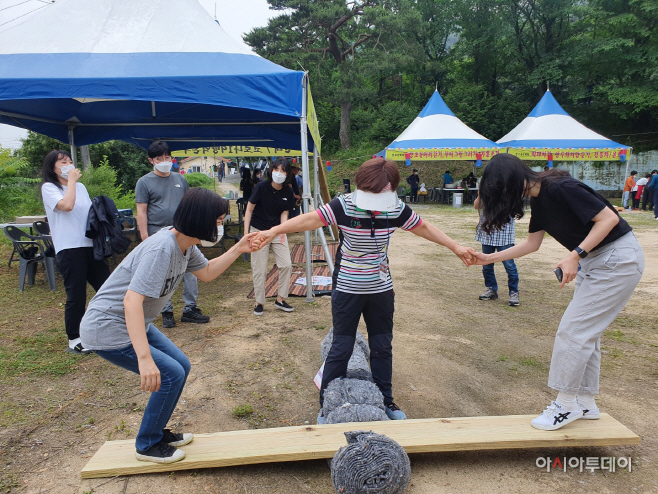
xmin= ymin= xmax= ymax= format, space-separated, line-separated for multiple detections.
xmin=554 ymin=267 xmax=563 ymax=283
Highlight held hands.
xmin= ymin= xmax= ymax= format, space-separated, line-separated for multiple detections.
xmin=471 ymin=251 xmax=493 ymax=266
xmin=554 ymin=252 xmax=580 ymax=289
xmin=250 ymin=230 xmax=277 ymax=251
xmin=236 ymin=232 xmax=261 ymax=254
xmin=138 ymin=356 xmax=161 ymax=393
xmin=453 ymin=245 xmax=478 ymax=267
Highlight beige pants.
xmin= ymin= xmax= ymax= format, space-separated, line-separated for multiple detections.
xmin=250 ymin=226 xmax=292 ymax=305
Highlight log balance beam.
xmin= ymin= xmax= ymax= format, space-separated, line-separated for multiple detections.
xmin=81 ymin=414 xmax=638 ymax=479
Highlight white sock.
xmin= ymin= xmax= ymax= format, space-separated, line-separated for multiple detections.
xmin=577 ymin=393 xmax=597 ymax=409
xmin=69 ymin=337 xmax=81 ymax=349
xmin=556 ymin=392 xmax=579 ymax=410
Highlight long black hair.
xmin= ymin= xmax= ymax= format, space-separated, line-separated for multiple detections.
xmin=41 ymin=150 xmax=71 ymax=190
xmin=479 ymin=153 xmax=569 ymax=234
xmin=173 ymin=188 xmax=229 ymax=242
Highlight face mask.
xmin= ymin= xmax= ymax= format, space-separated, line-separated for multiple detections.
xmin=154 ymin=161 xmax=172 ymax=173
xmin=217 ymin=225 xmax=224 ymax=238
xmin=272 ymin=171 xmax=287 ymax=184
xmin=58 ymin=165 xmax=75 ymax=179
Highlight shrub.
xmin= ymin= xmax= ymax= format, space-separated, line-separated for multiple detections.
xmin=184 ymin=172 xmax=213 ymax=188
xmin=80 ymin=156 xmax=135 ymax=210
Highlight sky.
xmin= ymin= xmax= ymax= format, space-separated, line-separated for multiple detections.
xmin=0 ymin=0 xmax=277 ymax=149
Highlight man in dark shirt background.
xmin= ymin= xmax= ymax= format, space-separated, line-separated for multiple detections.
xmin=407 ymin=169 xmax=420 ymax=204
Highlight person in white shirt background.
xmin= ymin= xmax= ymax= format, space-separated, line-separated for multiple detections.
xmin=41 ymin=150 xmax=110 ymax=354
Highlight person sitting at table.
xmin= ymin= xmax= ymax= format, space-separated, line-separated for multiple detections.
xmin=466 ymin=172 xmax=477 ymax=188
xmin=41 ymin=150 xmax=111 ymax=354
xmin=80 ymin=188 xmax=258 ymax=464
xmin=441 ymin=170 xmax=454 ymax=187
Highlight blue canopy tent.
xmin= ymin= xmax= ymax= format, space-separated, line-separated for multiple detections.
xmin=0 ymin=0 xmax=327 ymax=300
xmin=382 ymin=91 xmax=501 ymax=162
xmin=498 ymin=90 xmax=631 ymax=165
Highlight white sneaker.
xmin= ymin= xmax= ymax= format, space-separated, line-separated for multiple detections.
xmin=577 ymin=400 xmax=601 ymax=420
xmin=531 ymin=401 xmax=583 ymax=431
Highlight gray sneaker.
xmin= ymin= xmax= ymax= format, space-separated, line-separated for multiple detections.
xmin=479 ymin=287 xmax=498 ymax=300
xmin=509 ymin=291 xmax=520 ymax=306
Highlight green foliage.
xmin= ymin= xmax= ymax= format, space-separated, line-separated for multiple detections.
xmin=17 ymin=132 xmax=150 ymax=190
xmin=246 ymin=0 xmax=658 ymax=155
xmin=184 ymin=172 xmax=214 ymax=188
xmin=0 ymin=145 xmax=44 ymax=221
xmin=232 ymin=404 xmax=254 ymax=418
xmin=80 ymin=156 xmax=135 ymax=210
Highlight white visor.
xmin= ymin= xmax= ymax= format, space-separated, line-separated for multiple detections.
xmin=352 ymin=189 xmax=399 ymax=212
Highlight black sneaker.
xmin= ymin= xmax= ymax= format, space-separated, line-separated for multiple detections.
xmin=135 ymin=440 xmax=185 ymax=463
xmin=161 ymin=428 xmax=194 ymax=447
xmin=66 ymin=342 xmax=92 ymax=354
xmin=274 ymin=300 xmax=294 ymax=312
xmin=254 ymin=304 xmax=264 ymax=316
xmin=181 ymin=306 xmax=210 ymax=324
xmin=162 ymin=311 xmax=176 ymax=328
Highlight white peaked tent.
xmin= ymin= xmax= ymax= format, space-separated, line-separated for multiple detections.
xmin=0 ymin=0 xmax=329 ymax=300
xmin=384 ymin=91 xmax=501 ymax=161
xmin=498 ymin=90 xmax=630 ymax=163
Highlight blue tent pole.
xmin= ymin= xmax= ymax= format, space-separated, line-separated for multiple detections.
xmin=300 ymin=75 xmax=314 ymax=302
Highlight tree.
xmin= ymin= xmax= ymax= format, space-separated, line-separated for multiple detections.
xmin=245 ymin=0 xmax=405 ymax=150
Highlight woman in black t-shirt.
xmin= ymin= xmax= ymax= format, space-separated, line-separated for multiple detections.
xmin=474 ymin=154 xmax=644 ymax=431
xmin=244 ymin=158 xmax=295 ymax=316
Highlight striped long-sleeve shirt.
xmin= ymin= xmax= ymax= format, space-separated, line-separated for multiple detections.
xmin=316 ymin=194 xmax=422 ymax=294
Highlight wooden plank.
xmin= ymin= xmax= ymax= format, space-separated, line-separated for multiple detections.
xmin=81 ymin=414 xmax=638 ymax=479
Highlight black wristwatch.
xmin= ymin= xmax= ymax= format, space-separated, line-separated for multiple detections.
xmin=574 ymin=246 xmax=588 ymax=258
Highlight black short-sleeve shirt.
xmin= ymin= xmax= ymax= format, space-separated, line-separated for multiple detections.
xmin=529 ymin=177 xmax=632 ymax=252
xmin=249 ymin=180 xmax=294 ymax=230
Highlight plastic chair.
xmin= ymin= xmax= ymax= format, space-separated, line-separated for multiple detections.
xmin=3 ymin=226 xmax=56 ymax=291
xmin=235 ymin=197 xmax=247 ymax=234
xmin=116 ymin=209 xmax=138 ymax=243
xmin=32 ymin=221 xmax=56 ymax=259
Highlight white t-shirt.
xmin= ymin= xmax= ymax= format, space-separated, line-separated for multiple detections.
xmin=41 ymin=182 xmax=93 ymax=254
xmin=636 ymin=177 xmax=648 ymax=187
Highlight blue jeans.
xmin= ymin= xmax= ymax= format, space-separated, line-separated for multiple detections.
xmin=95 ymin=325 xmax=191 ymax=451
xmin=482 ymin=244 xmax=519 ymax=294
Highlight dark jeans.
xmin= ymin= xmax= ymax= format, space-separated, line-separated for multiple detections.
xmin=632 ymin=195 xmax=640 ymax=209
xmin=654 ymin=189 xmax=658 ymax=218
xmin=95 ymin=325 xmax=191 ymax=451
xmin=56 ymin=247 xmax=110 ymax=340
xmin=482 ymin=244 xmax=519 ymax=294
xmin=642 ymin=187 xmax=652 ymax=210
xmin=410 ymin=188 xmax=418 ymax=203
xmin=321 ymin=289 xmax=395 ymax=406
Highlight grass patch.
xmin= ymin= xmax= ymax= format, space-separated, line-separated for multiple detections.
xmin=0 ymin=327 xmax=83 ymax=379
xmin=232 ymin=404 xmax=254 ymax=418
xmin=519 ymin=358 xmax=542 ymax=367
xmin=496 ymin=355 xmax=509 ymax=362
xmin=0 ymin=473 xmax=19 ymax=494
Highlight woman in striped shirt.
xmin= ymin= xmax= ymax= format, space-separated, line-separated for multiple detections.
xmin=253 ymin=158 xmax=475 ymax=423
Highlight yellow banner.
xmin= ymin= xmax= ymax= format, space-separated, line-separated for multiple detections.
xmin=386 ymin=149 xmax=502 ymax=161
xmin=507 ymin=148 xmax=626 ymax=161
xmin=307 ymin=86 xmax=321 ymax=155
xmin=172 ymin=146 xmax=312 ymax=158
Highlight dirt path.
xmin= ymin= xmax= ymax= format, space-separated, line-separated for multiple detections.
xmin=0 ymin=205 xmax=656 ymax=494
